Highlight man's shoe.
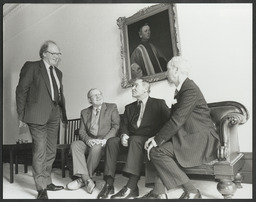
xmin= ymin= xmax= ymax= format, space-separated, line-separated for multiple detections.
xmin=111 ymin=186 xmax=139 ymax=199
xmin=136 ymin=190 xmax=168 ymax=199
xmin=46 ymin=183 xmax=64 ymax=191
xmin=179 ymin=189 xmax=202 ymax=199
xmin=37 ymin=189 xmax=48 ymax=199
xmin=66 ymin=178 xmax=85 ymax=190
xmin=85 ymin=179 xmax=96 ymax=194
xmin=97 ymin=183 xmax=114 ymax=199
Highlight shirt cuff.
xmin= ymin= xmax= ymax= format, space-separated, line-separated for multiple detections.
xmin=152 ymin=138 xmax=157 ymax=147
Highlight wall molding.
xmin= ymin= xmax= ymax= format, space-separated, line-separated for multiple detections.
xmin=3 ymin=4 xmax=28 ymax=20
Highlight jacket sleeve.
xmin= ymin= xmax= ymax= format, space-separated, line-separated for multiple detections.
xmin=160 ymin=99 xmax=171 ymax=124
xmin=78 ymin=112 xmax=91 ymax=143
xmin=119 ymin=105 xmax=130 ymax=136
xmin=16 ymin=62 xmax=33 ymax=121
xmin=103 ymin=104 xmax=120 ymax=140
xmin=154 ymin=86 xmax=198 ymax=146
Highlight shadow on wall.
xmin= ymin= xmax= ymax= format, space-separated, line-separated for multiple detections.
xmin=4 ymin=66 xmax=32 ymax=144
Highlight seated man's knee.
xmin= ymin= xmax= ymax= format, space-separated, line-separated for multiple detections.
xmin=70 ymin=140 xmax=83 ymax=151
xmin=150 ymin=147 xmax=159 ymax=160
xmin=129 ymin=135 xmax=146 ymax=146
xmin=106 ymin=136 xmax=120 ymax=146
xmin=90 ymin=144 xmax=103 ymax=154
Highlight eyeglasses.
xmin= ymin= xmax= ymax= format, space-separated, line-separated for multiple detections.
xmin=46 ymin=51 xmax=62 ymax=56
xmin=89 ymin=93 xmax=102 ymax=98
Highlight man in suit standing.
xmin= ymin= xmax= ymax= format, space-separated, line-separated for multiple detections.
xmin=16 ymin=40 xmax=67 ymax=199
xmin=97 ymin=79 xmax=170 ymax=199
xmin=66 ymin=88 xmax=120 ymax=194
xmin=139 ymin=56 xmax=220 ymax=199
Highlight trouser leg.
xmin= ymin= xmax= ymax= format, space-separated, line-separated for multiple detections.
xmin=28 ymin=105 xmax=60 ymax=191
xmin=29 ymin=124 xmax=48 ymax=191
xmin=104 ymin=137 xmax=122 ymax=178
xmin=70 ymin=140 xmax=89 ymax=177
xmin=45 ymin=115 xmax=59 ymax=185
xmin=87 ymin=144 xmax=105 ymax=177
xmin=123 ymin=135 xmax=148 ymax=176
xmin=150 ymin=141 xmax=189 ymax=190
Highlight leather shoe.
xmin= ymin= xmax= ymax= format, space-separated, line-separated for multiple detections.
xmin=37 ymin=189 xmax=48 ymax=199
xmin=46 ymin=183 xmax=64 ymax=191
xmin=179 ymin=189 xmax=202 ymax=199
xmin=136 ymin=190 xmax=168 ymax=199
xmin=66 ymin=178 xmax=85 ymax=190
xmin=97 ymin=183 xmax=114 ymax=199
xmin=111 ymin=186 xmax=139 ymax=199
xmin=84 ymin=179 xmax=96 ymax=194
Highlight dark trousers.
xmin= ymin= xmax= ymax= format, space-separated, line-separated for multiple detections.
xmin=149 ymin=141 xmax=190 ymax=190
xmin=28 ymin=105 xmax=60 ymax=191
xmin=104 ymin=136 xmax=148 ymax=179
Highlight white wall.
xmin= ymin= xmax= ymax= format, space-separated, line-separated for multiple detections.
xmin=3 ymin=3 xmax=252 ymax=152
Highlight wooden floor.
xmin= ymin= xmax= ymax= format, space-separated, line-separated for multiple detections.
xmin=2 ymin=163 xmax=252 ymax=200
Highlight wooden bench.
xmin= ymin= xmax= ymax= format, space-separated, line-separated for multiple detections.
xmin=65 ymin=101 xmax=249 ymax=199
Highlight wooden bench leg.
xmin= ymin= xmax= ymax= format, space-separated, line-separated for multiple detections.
xmin=15 ymin=155 xmax=18 ymax=174
xmin=10 ymin=150 xmax=14 ymax=183
xmin=24 ymin=152 xmax=28 ymax=173
xmin=61 ymin=149 xmax=65 ymax=178
xmin=217 ymin=179 xmax=237 ymax=199
xmin=233 ymin=172 xmax=243 ymax=188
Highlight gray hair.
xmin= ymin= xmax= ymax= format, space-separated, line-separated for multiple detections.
xmin=167 ymin=56 xmax=191 ymax=76
xmin=134 ymin=78 xmax=151 ymax=94
xmin=39 ymin=40 xmax=58 ymax=59
xmin=87 ymin=88 xmax=102 ymax=99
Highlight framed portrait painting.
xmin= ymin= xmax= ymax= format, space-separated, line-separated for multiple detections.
xmin=117 ymin=3 xmax=181 ymax=88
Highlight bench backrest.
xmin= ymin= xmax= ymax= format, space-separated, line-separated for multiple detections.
xmin=65 ymin=101 xmax=249 ymax=145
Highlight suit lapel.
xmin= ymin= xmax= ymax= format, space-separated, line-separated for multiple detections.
xmin=39 ymin=60 xmax=52 ymax=98
xmin=98 ymin=103 xmax=106 ymax=132
xmin=86 ymin=106 xmax=93 ymax=130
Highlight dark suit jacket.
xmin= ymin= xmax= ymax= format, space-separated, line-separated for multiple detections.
xmin=16 ymin=60 xmax=67 ymax=125
xmin=120 ymin=97 xmax=170 ymax=137
xmin=79 ymin=103 xmax=120 ymax=143
xmin=154 ymin=78 xmax=220 ymax=167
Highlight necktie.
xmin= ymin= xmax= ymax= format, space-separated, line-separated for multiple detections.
xmin=133 ymin=100 xmax=142 ymax=127
xmin=174 ymin=89 xmax=179 ymax=99
xmin=137 ymin=101 xmax=144 ymax=127
xmin=90 ymin=108 xmax=100 ymax=136
xmin=96 ymin=108 xmax=100 ymax=116
xmin=49 ymin=66 xmax=59 ymax=103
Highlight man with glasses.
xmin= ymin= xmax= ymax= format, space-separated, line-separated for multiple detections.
xmin=66 ymin=88 xmax=120 ymax=195
xmin=16 ymin=40 xmax=67 ymax=199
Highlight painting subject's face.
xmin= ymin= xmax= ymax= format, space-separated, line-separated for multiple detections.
xmin=43 ymin=43 xmax=61 ymax=67
xmin=140 ymin=25 xmax=151 ymax=41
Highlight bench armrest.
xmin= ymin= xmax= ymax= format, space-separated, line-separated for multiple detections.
xmin=210 ymin=102 xmax=249 ymax=162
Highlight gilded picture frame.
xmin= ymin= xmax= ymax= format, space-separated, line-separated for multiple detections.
xmin=117 ymin=3 xmax=181 ymax=88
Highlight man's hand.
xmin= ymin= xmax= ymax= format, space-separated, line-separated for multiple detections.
xmin=98 ymin=139 xmax=107 ymax=147
xmin=87 ymin=139 xmax=107 ymax=147
xmin=144 ymin=136 xmax=157 ymax=160
xmin=121 ymin=134 xmax=129 ymax=147
xmin=86 ymin=139 xmax=97 ymax=147
xmin=18 ymin=120 xmax=27 ymax=128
